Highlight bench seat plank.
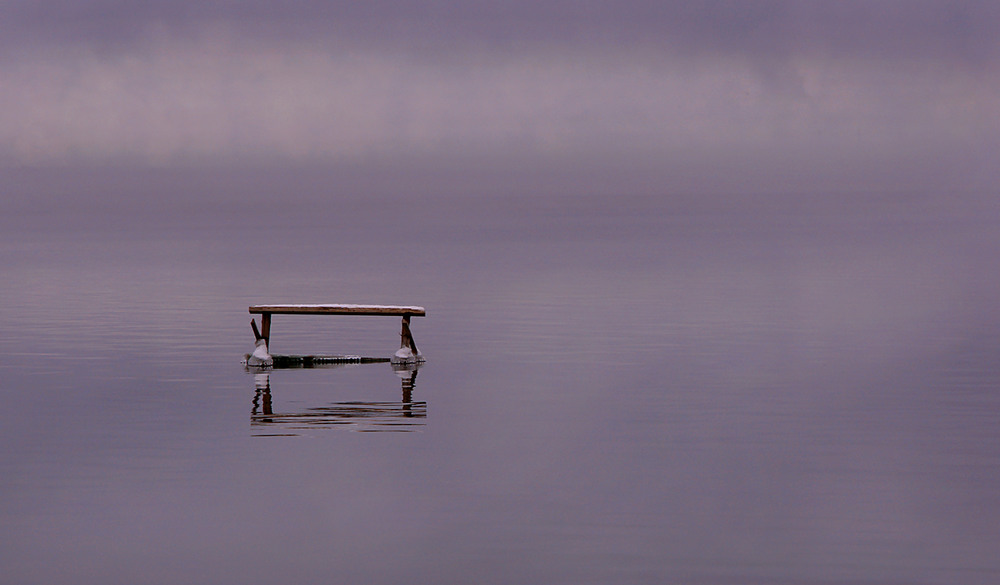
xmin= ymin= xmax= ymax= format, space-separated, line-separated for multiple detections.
xmin=250 ymin=304 xmax=426 ymax=317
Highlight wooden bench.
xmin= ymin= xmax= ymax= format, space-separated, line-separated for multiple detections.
xmin=249 ymin=304 xmax=425 ymax=360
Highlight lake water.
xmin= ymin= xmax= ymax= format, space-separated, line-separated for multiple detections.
xmin=2 ymin=169 xmax=999 ymax=584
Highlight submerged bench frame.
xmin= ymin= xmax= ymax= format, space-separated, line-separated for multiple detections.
xmin=249 ymin=304 xmax=425 ymax=357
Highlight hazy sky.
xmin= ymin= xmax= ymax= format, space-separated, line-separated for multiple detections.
xmin=3 ymin=1 xmax=998 ymax=193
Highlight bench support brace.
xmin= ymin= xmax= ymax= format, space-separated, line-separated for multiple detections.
xmin=250 ymin=314 xmax=272 ymax=350
xmin=400 ymin=315 xmax=419 ymax=354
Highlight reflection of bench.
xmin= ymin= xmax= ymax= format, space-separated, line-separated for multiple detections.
xmin=249 ymin=304 xmax=425 ymax=360
xmin=251 ymin=367 xmax=425 ymax=434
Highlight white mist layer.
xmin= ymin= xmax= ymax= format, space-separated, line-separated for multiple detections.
xmin=1 ymin=34 xmax=997 ymax=190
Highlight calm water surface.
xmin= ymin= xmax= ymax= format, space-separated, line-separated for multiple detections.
xmin=2 ymin=172 xmax=999 ymax=584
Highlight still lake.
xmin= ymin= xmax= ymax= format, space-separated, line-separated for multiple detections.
xmin=2 ymin=169 xmax=999 ymax=584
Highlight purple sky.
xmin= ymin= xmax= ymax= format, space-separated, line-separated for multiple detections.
xmin=2 ymin=1 xmax=998 ymax=193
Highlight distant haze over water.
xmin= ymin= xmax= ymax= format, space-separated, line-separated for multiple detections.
xmin=2 ymin=1 xmax=999 ymax=193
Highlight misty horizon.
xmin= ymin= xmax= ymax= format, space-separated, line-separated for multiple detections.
xmin=2 ymin=1 xmax=998 ymax=194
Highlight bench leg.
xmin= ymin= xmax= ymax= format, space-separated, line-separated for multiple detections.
xmin=400 ymin=315 xmax=419 ymax=355
xmin=260 ymin=313 xmax=271 ymax=350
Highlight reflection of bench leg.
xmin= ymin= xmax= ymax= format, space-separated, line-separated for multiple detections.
xmin=400 ymin=315 xmax=419 ymax=354
xmin=252 ymin=373 xmax=273 ymax=420
xmin=401 ymin=368 xmax=417 ymax=416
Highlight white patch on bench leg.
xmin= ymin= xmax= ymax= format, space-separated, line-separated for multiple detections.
xmin=247 ymin=338 xmax=273 ymax=367
xmin=391 ymin=346 xmax=424 ymax=364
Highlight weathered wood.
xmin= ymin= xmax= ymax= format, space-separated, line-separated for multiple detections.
xmin=400 ymin=315 xmax=419 ymax=354
xmin=249 ymin=304 xmax=426 ymax=317
xmin=260 ymin=312 xmax=271 ymax=347
xmin=270 ymin=354 xmax=390 ymax=367
xmin=250 ymin=319 xmax=262 ymax=341
xmin=248 ymin=303 xmax=425 ymax=361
